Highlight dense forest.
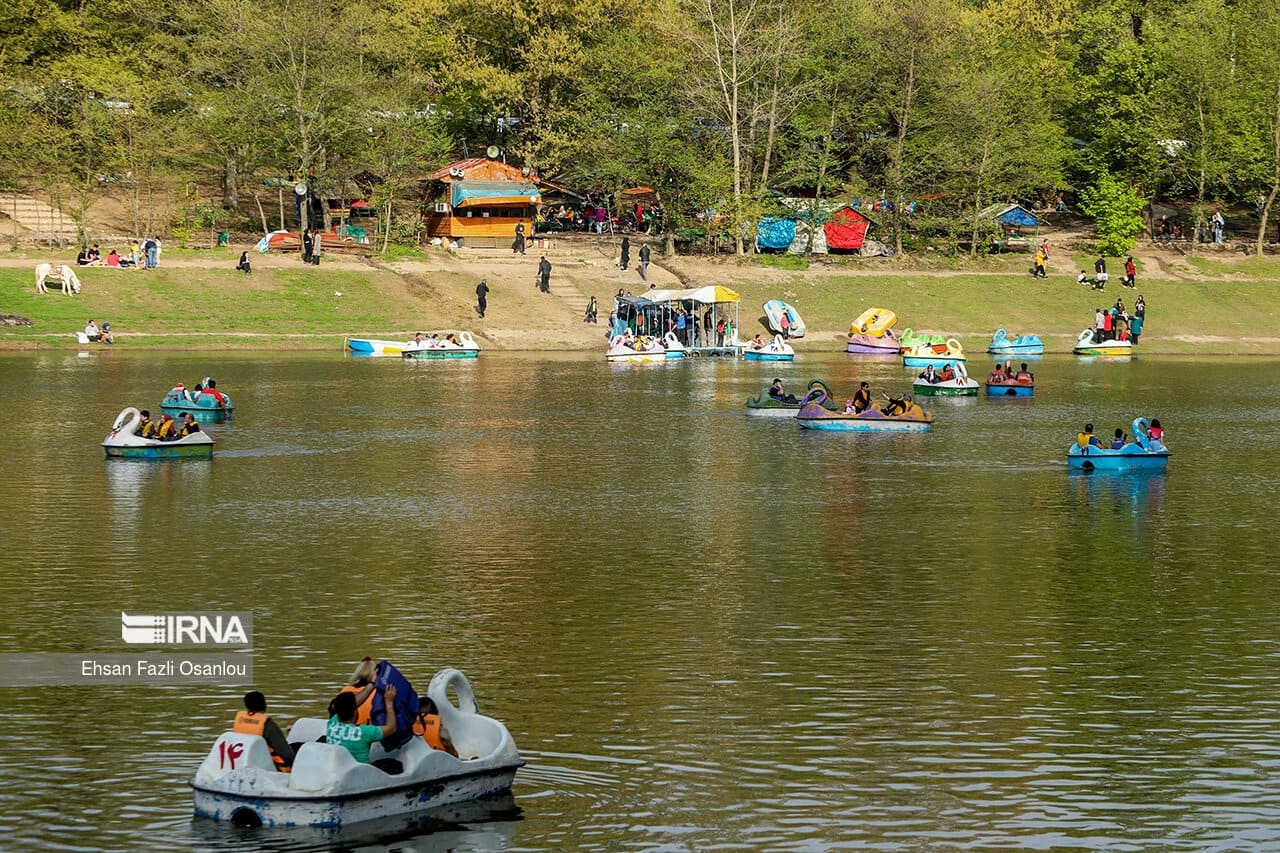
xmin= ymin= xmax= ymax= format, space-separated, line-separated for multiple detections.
xmin=1 ymin=0 xmax=1278 ymax=253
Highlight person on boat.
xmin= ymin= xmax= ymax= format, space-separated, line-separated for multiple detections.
xmin=233 ymin=690 xmax=296 ymax=772
xmin=135 ymin=410 xmax=155 ymax=438
xmin=180 ymin=413 xmax=201 ymax=437
xmin=919 ymin=365 xmax=939 ymax=384
xmin=197 ymin=379 xmax=227 ymax=406
xmin=989 ymin=363 xmax=1005 ymax=383
xmin=85 ymin=320 xmax=100 ymax=342
xmin=768 ymin=378 xmax=798 ymax=404
xmin=169 ymin=381 xmax=193 ymax=402
xmin=843 ymin=398 xmax=857 ymax=414
xmin=1148 ymin=419 xmax=1164 ymax=441
xmin=413 ymin=697 xmax=457 ymax=756
xmin=99 ymin=322 xmax=114 ymax=345
xmin=1003 ymin=361 xmax=1014 ymax=380
xmin=853 ymin=382 xmax=871 ymax=413
xmin=1017 ymin=363 xmax=1034 ymax=382
xmin=1111 ymin=428 xmax=1129 ymax=449
xmin=750 ymin=334 xmax=764 ymax=350
xmin=1077 ymin=423 xmax=1102 ymax=448
xmin=156 ymin=413 xmax=178 ymax=441
xmin=445 ymin=333 xmax=459 ymax=346
xmin=338 ymin=657 xmax=379 ymax=725
xmin=328 ymin=683 xmax=398 ymax=765
xmin=939 ymin=363 xmax=955 ymax=382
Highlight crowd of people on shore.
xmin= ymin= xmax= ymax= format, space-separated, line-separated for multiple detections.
xmin=1090 ymin=295 xmax=1146 ymax=343
xmin=76 ymin=238 xmax=162 ymax=269
xmin=535 ymin=201 xmax=665 ymax=235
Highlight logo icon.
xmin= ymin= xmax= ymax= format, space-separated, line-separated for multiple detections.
xmin=120 ymin=612 xmax=250 ymax=646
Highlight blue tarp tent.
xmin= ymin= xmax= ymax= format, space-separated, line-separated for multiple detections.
xmin=450 ymin=180 xmax=541 ymax=208
xmin=755 ymin=217 xmax=797 ymax=251
xmin=981 ymin=203 xmax=1041 ymax=228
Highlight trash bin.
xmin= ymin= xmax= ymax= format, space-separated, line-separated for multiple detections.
xmin=217 ymin=232 xmax=230 ymax=247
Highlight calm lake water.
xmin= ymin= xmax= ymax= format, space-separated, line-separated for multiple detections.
xmin=1 ymin=349 xmax=1279 ymax=852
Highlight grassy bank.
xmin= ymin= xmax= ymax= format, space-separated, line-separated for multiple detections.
xmin=4 ymin=248 xmax=1280 ymax=353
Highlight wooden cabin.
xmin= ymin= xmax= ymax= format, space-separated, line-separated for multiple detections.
xmin=422 ymin=158 xmax=542 ymax=247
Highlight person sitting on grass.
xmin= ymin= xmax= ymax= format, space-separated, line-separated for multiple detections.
xmin=99 ymin=322 xmax=114 ymax=345
xmin=236 ymin=252 xmax=252 ymax=274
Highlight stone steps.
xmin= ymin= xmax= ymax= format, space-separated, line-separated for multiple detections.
xmin=0 ymin=194 xmax=80 ymax=242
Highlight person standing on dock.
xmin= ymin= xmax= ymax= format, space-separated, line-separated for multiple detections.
xmin=537 ymin=256 xmax=552 ymax=293
xmin=476 ymin=279 xmax=489 ymax=318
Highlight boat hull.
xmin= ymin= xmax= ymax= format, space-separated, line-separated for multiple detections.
xmin=1067 ymin=451 xmax=1169 ymax=470
xmin=1074 ymin=344 xmax=1133 ymax=356
xmin=913 ymin=382 xmax=978 ymax=397
xmin=903 ymin=355 xmax=966 ymax=369
xmin=403 ymin=349 xmax=479 ymax=359
xmin=985 ymin=383 xmax=1034 ymax=397
xmin=104 ymin=442 xmax=213 ymax=459
xmin=846 ymin=339 xmax=900 ymax=354
xmin=798 ymin=417 xmax=931 ymax=432
xmin=346 ymin=338 xmax=404 ymax=356
xmin=988 ymin=343 xmax=1045 ymax=355
xmin=192 ymin=765 xmax=521 ymax=830
xmin=743 ymin=351 xmax=794 ymax=362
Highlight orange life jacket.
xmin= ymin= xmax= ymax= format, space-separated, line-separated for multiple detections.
xmin=340 ymin=684 xmax=374 ymax=725
xmin=412 ymin=712 xmax=453 ymax=754
xmin=232 ymin=710 xmax=290 ymax=772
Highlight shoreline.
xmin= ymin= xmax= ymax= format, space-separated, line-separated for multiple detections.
xmin=5 ymin=241 xmax=1280 ymax=355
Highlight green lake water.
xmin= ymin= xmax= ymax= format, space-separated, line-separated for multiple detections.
xmin=1 ymin=350 xmax=1278 ymax=851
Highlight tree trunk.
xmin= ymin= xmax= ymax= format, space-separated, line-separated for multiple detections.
xmin=1259 ymin=74 xmax=1280 ymax=256
xmin=223 ymin=156 xmax=239 ymax=209
xmin=255 ymin=195 xmax=269 ymax=234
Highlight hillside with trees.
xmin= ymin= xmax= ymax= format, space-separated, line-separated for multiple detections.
xmin=1 ymin=0 xmax=1278 ymax=254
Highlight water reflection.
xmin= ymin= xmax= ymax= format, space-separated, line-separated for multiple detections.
xmin=1 ymin=352 xmax=1279 ymax=851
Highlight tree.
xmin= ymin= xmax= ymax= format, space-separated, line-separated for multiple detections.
xmin=1080 ymin=171 xmax=1147 ymax=255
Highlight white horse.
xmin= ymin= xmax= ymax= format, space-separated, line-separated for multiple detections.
xmin=35 ymin=263 xmax=81 ymax=295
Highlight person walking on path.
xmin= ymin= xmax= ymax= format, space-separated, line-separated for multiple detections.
xmin=1033 ymin=246 xmax=1047 ymax=278
xmin=537 ymin=256 xmax=552 ymax=293
xmin=620 ymin=236 xmax=630 ymax=271
xmin=475 ymin=279 xmax=489 ymax=318
xmin=1211 ymin=209 xmax=1225 ymax=243
xmin=310 ymin=229 xmax=322 ymax=265
xmin=638 ymin=244 xmax=651 ymax=282
xmin=594 ymin=206 xmax=606 ymax=234
xmin=1123 ymin=257 xmax=1136 ymax=288
xmin=513 ymin=222 xmax=526 ymax=256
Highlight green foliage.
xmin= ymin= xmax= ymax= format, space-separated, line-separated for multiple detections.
xmin=1080 ymin=172 xmax=1147 ymax=255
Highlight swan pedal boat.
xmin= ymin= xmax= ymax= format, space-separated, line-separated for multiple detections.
xmin=103 ymin=407 xmax=213 ymax=459
xmin=661 ymin=332 xmax=687 ymax=359
xmin=985 ymin=371 xmax=1035 ymax=396
xmin=346 ymin=338 xmax=408 ymax=356
xmin=912 ymin=364 xmax=979 ymax=396
xmin=607 ymin=334 xmax=666 ymax=363
xmin=987 ymin=329 xmax=1045 ymax=355
xmin=191 ymin=669 xmax=523 ymax=829
xmin=1073 ymin=328 xmax=1133 ymax=356
xmin=795 ymin=388 xmax=933 ymax=432
xmin=743 ymin=334 xmax=795 ymax=362
xmin=902 ymin=338 xmax=966 ymax=369
xmin=847 ymin=309 xmax=900 ymax=353
xmin=161 ymin=379 xmax=233 ymax=414
xmin=402 ymin=331 xmax=480 ymax=359
xmin=745 ymin=379 xmax=837 ymax=415
xmin=763 ymin=300 xmax=806 ymax=337
xmin=1068 ymin=418 xmax=1169 ymax=470
xmin=897 ymin=328 xmax=947 ymax=353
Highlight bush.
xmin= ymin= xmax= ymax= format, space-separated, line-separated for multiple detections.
xmin=1080 ymin=173 xmax=1147 ymax=256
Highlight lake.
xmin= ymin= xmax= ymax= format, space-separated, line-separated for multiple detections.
xmin=1 ymin=349 xmax=1278 ymax=851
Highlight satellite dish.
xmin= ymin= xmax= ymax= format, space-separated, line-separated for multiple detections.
xmin=486 ymin=145 xmax=500 ymax=159
xmin=294 ymin=182 xmax=308 ymax=196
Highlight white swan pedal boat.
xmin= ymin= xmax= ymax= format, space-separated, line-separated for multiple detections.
xmin=743 ymin=334 xmax=795 ymax=362
xmin=103 ymin=407 xmax=213 ymax=459
xmin=402 ymin=331 xmax=480 ymax=359
xmin=606 ymin=334 xmax=667 ymax=363
xmin=191 ymin=669 xmax=523 ymax=829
